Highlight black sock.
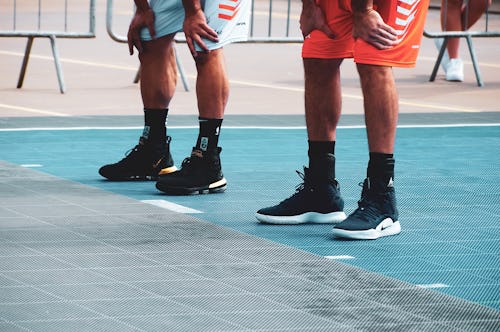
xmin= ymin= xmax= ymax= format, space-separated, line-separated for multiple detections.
xmin=308 ymin=140 xmax=336 ymax=180
xmin=367 ymin=152 xmax=395 ymax=189
xmin=143 ymin=108 xmax=168 ymax=144
xmin=195 ymin=117 xmax=223 ymax=152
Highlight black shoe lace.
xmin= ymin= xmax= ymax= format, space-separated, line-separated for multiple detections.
xmin=279 ymin=170 xmax=309 ymax=204
xmin=349 ymin=182 xmax=382 ymax=222
xmin=117 ymin=144 xmax=143 ymax=165
xmin=178 ymin=155 xmax=202 ymax=175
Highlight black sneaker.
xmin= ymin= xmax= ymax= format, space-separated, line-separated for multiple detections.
xmin=98 ymin=136 xmax=176 ymax=181
xmin=156 ymin=147 xmax=227 ymax=195
xmin=255 ymin=167 xmax=346 ymax=224
xmin=332 ymin=178 xmax=400 ymax=240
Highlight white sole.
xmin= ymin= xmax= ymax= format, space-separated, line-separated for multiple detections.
xmin=331 ymin=219 xmax=401 ymax=240
xmin=255 ymin=211 xmax=347 ymax=225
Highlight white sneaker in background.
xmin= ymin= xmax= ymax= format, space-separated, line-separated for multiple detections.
xmin=434 ymin=38 xmax=450 ymax=73
xmin=445 ymin=58 xmax=464 ymax=82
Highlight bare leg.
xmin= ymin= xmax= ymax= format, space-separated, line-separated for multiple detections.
xmin=462 ymin=0 xmax=492 ymax=30
xmin=442 ymin=0 xmax=491 ymax=59
xmin=98 ymin=34 xmax=178 ymax=181
xmin=303 ymin=58 xmax=343 ymax=141
xmin=139 ymin=34 xmax=177 ymax=109
xmin=357 ymin=64 xmax=398 ymax=154
xmin=441 ymin=0 xmax=463 ymax=59
xmin=155 ymin=48 xmax=229 ymax=195
xmin=194 ymin=49 xmax=228 ymax=119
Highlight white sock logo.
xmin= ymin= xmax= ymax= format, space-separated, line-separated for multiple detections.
xmin=388 ymin=177 xmax=394 ymax=188
xmin=200 ymin=137 xmax=208 ymax=151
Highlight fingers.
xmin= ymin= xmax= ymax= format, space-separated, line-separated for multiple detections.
xmin=370 ymin=26 xmax=399 ymax=49
xmin=148 ymin=25 xmax=156 ymax=41
xmin=127 ymin=38 xmax=134 ymax=56
xmin=127 ymin=30 xmax=142 ymax=55
xmin=186 ymin=37 xmax=198 ymax=57
xmin=379 ymin=24 xmax=398 ymax=41
xmin=185 ymin=25 xmax=219 ymax=57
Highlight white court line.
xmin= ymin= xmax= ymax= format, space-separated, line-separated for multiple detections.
xmin=20 ymin=164 xmax=43 ymax=168
xmin=0 ymin=51 xmax=137 ymax=71
xmin=417 ymin=283 xmax=450 ymax=289
xmin=0 ymin=103 xmax=69 ymax=117
xmin=1 ymin=123 xmax=499 ymax=132
xmin=142 ymin=199 xmax=202 ymax=214
xmin=324 ymin=255 xmax=355 ymax=260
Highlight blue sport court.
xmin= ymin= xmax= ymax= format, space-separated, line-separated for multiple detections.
xmin=0 ymin=113 xmax=499 ymax=331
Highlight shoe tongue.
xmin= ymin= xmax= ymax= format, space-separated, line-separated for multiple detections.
xmin=191 ymin=148 xmax=204 ymax=159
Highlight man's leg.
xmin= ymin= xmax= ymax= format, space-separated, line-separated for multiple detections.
xmin=463 ymin=0 xmax=491 ymax=30
xmin=332 ymin=64 xmax=400 ymax=240
xmin=99 ymin=35 xmax=178 ymax=180
xmin=255 ymin=58 xmax=346 ymax=224
xmin=156 ymin=48 xmax=228 ymax=195
xmin=358 ymin=65 xmax=398 ymax=154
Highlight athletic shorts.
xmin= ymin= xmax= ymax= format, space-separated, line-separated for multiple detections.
xmin=302 ymin=0 xmax=430 ymax=67
xmin=140 ymin=0 xmax=250 ymax=51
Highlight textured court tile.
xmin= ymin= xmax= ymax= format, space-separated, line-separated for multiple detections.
xmin=142 ymin=249 xmax=245 ymax=266
xmin=80 ymin=297 xmax=196 ymax=317
xmin=0 ymin=157 xmax=499 ymax=330
xmin=89 ymin=265 xmax=200 ymax=282
xmin=0 ymin=302 xmax=98 ymax=322
xmin=264 ymin=291 xmax=377 ymax=311
xmin=180 ymin=262 xmax=283 ymax=279
xmin=17 ymin=318 xmax=141 ymax=332
xmin=223 ymin=276 xmax=332 ymax=294
xmin=0 ymin=255 xmax=75 ymax=271
xmin=385 ymin=269 xmax=493 ymax=286
xmin=37 ymin=282 xmax=153 ymax=301
xmin=0 ymin=286 xmax=60 ymax=304
xmin=0 ymin=322 xmax=27 ymax=332
xmin=51 ymin=252 xmax=160 ymax=269
xmin=132 ymin=279 xmax=243 ymax=297
xmin=171 ymin=293 xmax=290 ymax=313
xmin=0 ymin=275 xmax=23 ymax=287
xmin=216 ymin=310 xmax=355 ymax=331
xmin=309 ymin=305 xmax=429 ymax=327
xmin=2 ymin=268 xmax=112 ymax=286
xmin=119 ymin=314 xmax=243 ymax=332
xmin=0 ymin=228 xmax=88 ymax=243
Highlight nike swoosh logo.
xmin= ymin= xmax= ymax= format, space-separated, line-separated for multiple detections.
xmin=152 ymin=157 xmax=164 ymax=169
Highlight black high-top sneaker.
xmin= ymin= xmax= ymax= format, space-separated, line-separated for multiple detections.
xmin=255 ymin=167 xmax=346 ymax=224
xmin=98 ymin=136 xmax=176 ymax=181
xmin=155 ymin=147 xmax=227 ymax=195
xmin=332 ymin=177 xmax=400 ymax=240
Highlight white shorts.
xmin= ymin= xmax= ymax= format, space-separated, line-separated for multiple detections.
xmin=140 ymin=0 xmax=250 ymax=51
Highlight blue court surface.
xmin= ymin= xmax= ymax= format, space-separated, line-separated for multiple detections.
xmin=1 ymin=113 xmax=499 ymax=316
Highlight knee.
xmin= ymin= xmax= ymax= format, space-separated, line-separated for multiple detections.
xmin=193 ymin=49 xmax=223 ymax=67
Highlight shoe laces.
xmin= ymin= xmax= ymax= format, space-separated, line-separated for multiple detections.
xmin=178 ymin=151 xmax=203 ymax=174
xmin=117 ymin=141 xmax=145 ymax=165
xmin=278 ymin=169 xmax=312 ymax=204
xmin=350 ymin=200 xmax=381 ymax=223
xmin=350 ymin=181 xmax=384 ymax=222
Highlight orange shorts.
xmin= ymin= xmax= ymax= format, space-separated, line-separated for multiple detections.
xmin=302 ymin=0 xmax=430 ymax=68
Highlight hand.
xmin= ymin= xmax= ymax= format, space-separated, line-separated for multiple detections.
xmin=352 ymin=9 xmax=398 ymax=50
xmin=300 ymin=0 xmax=335 ymax=39
xmin=127 ymin=8 xmax=156 ymax=55
xmin=183 ymin=8 xmax=219 ymax=57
